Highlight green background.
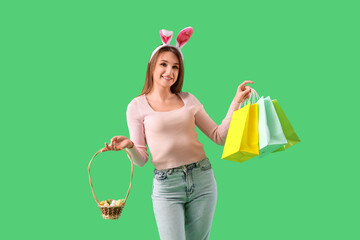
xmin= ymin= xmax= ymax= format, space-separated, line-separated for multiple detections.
xmin=1 ymin=0 xmax=359 ymax=239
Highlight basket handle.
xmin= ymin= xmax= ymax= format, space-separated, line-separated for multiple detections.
xmin=88 ymin=148 xmax=134 ymax=207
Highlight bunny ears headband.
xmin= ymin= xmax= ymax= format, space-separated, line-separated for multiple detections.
xmin=149 ymin=26 xmax=193 ymax=63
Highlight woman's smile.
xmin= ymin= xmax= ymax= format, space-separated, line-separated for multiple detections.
xmin=162 ymin=76 xmax=173 ymax=80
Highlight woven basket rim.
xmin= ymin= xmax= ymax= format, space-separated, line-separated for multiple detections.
xmin=98 ymin=204 xmax=125 ymax=208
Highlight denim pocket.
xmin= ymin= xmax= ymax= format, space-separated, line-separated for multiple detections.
xmin=200 ymin=162 xmax=212 ymax=171
xmin=154 ymin=170 xmax=168 ymax=181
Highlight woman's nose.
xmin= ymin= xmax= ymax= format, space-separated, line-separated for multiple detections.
xmin=165 ymin=67 xmax=175 ymax=75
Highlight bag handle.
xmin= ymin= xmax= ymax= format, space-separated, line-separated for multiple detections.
xmin=88 ymin=148 xmax=134 ymax=207
xmin=241 ymin=88 xmax=260 ymax=108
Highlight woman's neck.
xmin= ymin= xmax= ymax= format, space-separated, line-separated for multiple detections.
xmin=147 ymin=87 xmax=175 ymax=102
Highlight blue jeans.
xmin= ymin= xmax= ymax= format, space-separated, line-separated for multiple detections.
xmin=152 ymin=157 xmax=217 ymax=240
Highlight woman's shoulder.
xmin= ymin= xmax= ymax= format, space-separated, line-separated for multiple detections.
xmin=127 ymin=95 xmax=148 ymax=118
xmin=180 ymin=91 xmax=201 ymax=105
xmin=179 ymin=91 xmax=194 ymax=99
xmin=127 ymin=95 xmax=144 ymax=111
xmin=129 ymin=94 xmax=145 ymax=103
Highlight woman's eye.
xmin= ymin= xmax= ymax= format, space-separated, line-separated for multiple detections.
xmin=161 ymin=63 xmax=178 ymax=69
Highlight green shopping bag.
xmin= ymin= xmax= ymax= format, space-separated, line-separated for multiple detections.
xmin=271 ymin=99 xmax=300 ymax=152
xmin=257 ymin=96 xmax=288 ymax=158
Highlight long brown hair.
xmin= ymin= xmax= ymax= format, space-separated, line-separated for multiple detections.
xmin=138 ymin=45 xmax=185 ymax=97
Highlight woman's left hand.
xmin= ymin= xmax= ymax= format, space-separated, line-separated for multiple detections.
xmin=234 ymin=80 xmax=255 ymax=103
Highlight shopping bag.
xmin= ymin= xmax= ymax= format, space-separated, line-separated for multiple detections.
xmin=271 ymin=99 xmax=300 ymax=152
xmin=221 ymin=90 xmax=259 ymax=163
xmin=257 ymin=96 xmax=288 ymax=158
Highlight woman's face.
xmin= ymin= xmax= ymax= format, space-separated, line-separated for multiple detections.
xmin=152 ymin=51 xmax=180 ymax=90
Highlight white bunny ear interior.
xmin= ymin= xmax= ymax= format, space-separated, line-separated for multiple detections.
xmin=176 ymin=27 xmax=193 ymax=49
xmin=160 ymin=29 xmax=174 ymax=45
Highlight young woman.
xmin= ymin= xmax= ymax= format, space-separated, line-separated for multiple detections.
xmin=101 ymin=27 xmax=253 ymax=240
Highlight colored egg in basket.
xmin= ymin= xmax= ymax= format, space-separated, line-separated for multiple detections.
xmin=99 ymin=199 xmax=126 ymax=207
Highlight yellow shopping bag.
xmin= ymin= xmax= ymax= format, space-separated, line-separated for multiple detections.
xmin=221 ymin=101 xmax=259 ymax=163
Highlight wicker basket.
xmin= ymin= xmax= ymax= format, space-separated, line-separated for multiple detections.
xmin=88 ymin=148 xmax=134 ymax=220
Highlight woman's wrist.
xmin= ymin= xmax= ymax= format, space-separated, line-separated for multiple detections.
xmin=234 ymin=96 xmax=243 ymax=104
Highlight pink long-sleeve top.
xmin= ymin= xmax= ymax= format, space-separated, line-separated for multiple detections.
xmin=125 ymin=91 xmax=241 ymax=170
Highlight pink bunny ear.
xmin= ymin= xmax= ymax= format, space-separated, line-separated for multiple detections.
xmin=160 ymin=29 xmax=174 ymax=45
xmin=176 ymin=27 xmax=193 ymax=49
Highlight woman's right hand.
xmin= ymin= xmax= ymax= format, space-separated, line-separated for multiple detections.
xmin=234 ymin=80 xmax=254 ymax=104
xmin=100 ymin=136 xmax=134 ymax=152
